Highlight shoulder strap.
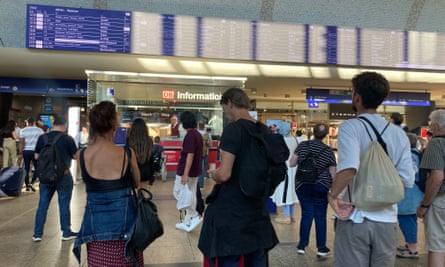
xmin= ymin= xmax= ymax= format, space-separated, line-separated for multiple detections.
xmin=358 ymin=116 xmax=390 ymax=154
xmin=237 ymin=119 xmax=262 ymax=136
xmin=237 ymin=119 xmax=267 ymax=144
xmin=122 ymin=146 xmax=131 ymax=178
xmin=80 ymin=148 xmax=86 ymax=170
xmin=315 ymin=145 xmax=329 ymax=158
xmin=43 ymin=132 xmax=64 ymax=145
xmin=79 ymin=148 xmax=89 ymax=179
xmin=43 ymin=134 xmax=49 ymax=144
xmin=53 ymin=133 xmax=64 ymax=144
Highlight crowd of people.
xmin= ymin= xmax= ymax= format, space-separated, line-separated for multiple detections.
xmin=2 ymin=71 xmax=445 ymax=266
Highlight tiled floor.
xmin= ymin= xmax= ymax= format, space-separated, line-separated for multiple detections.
xmin=0 ymin=175 xmax=432 ymax=267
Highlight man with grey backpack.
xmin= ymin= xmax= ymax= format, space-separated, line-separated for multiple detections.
xmin=328 ymin=72 xmax=414 ymax=267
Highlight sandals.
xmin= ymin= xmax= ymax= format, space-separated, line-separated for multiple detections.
xmin=396 ymin=250 xmax=419 ymax=259
xmin=397 ymin=244 xmax=409 ymax=251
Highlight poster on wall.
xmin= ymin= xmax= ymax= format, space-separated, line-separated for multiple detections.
xmin=43 ymin=96 xmax=53 ymax=112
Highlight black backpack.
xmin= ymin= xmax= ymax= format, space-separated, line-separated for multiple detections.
xmin=295 ymin=143 xmax=328 ymax=184
xmin=237 ymin=120 xmax=290 ymax=198
xmin=38 ymin=133 xmax=67 ymax=184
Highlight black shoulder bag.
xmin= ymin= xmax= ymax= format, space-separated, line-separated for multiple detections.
xmin=127 ymin=146 xmax=164 ymax=252
xmin=130 ymin=188 xmax=164 ymax=251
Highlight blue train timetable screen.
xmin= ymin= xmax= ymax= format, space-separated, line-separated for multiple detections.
xmin=26 ymin=4 xmax=131 ymax=53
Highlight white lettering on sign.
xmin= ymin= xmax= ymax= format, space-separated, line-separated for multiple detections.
xmin=176 ymin=91 xmax=222 ymax=101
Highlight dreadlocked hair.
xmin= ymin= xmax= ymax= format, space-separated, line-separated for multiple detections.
xmin=127 ymin=118 xmax=153 ymax=164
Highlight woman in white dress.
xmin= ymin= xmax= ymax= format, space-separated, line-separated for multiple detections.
xmin=271 ymin=122 xmax=299 ymax=224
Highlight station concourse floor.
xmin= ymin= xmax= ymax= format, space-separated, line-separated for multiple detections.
xmin=0 ymin=176 xmax=432 ymax=267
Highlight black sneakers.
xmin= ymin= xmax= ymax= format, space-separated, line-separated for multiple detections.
xmin=61 ymin=232 xmax=78 ymax=241
xmin=317 ymin=247 xmax=331 ymax=257
xmin=297 ymin=244 xmax=331 ymax=257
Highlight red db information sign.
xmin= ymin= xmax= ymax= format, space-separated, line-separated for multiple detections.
xmin=162 ymin=90 xmax=175 ymax=100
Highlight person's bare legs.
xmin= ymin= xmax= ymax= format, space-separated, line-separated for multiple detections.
xmin=428 ymin=251 xmax=444 ymax=267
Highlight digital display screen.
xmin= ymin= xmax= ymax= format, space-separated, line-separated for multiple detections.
xmin=407 ymin=31 xmax=445 ymax=69
xmin=360 ymin=28 xmax=406 ymax=67
xmin=0 ymin=78 xmax=86 ymax=96
xmin=307 ymin=88 xmax=431 ymax=106
xmin=26 ymin=4 xmax=131 ymax=53
xmin=256 ymin=22 xmax=305 ymax=62
xmin=337 ymin=27 xmax=357 ymax=65
xmin=113 ymin=127 xmax=128 ymax=146
xmin=201 ymin=17 xmax=251 ymax=60
xmin=39 ymin=114 xmax=54 ymax=128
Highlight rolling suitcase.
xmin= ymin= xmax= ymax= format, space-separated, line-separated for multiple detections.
xmin=0 ymin=161 xmax=25 ymax=197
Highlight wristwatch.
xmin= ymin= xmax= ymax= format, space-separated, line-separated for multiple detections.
xmin=420 ymin=204 xmax=430 ymax=208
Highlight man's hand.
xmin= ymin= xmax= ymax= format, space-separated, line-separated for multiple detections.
xmin=181 ymin=175 xmax=188 ymax=185
xmin=329 ymin=197 xmax=354 ymax=220
xmin=416 ymin=206 xmax=428 ymax=219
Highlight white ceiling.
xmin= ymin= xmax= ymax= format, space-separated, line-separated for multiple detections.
xmin=1 ymin=47 xmax=445 ymax=105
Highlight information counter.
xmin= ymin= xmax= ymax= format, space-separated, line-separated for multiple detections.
xmin=160 ymin=138 xmax=220 ymax=174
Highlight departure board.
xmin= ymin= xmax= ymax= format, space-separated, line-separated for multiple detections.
xmin=408 ymin=31 xmax=445 ymax=69
xmin=337 ymin=27 xmax=357 ymax=66
xmin=360 ymin=28 xmax=406 ymax=67
xmin=200 ymin=17 xmax=251 ymax=60
xmin=308 ymin=25 xmax=327 ymax=64
xmin=26 ymin=4 xmax=131 ymax=53
xmin=256 ymin=22 xmax=305 ymax=62
xmin=174 ymin=15 xmax=197 ymax=57
xmin=131 ymin=12 xmax=162 ymax=55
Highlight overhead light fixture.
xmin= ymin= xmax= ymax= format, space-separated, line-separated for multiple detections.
xmin=137 ymin=58 xmax=176 ymax=73
xmin=258 ymin=64 xmax=310 ymax=77
xmin=139 ymin=72 xmax=247 ymax=81
xmin=178 ymin=60 xmax=208 ymax=74
xmin=361 ymin=69 xmax=406 ymax=82
xmin=206 ymin=62 xmax=260 ymax=76
xmin=406 ymin=71 xmax=445 ymax=83
xmin=310 ymin=67 xmax=331 ymax=78
xmin=102 ymin=71 xmax=138 ymax=76
xmin=337 ymin=68 xmax=360 ymax=79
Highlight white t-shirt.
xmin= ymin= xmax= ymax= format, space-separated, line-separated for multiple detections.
xmin=337 ymin=113 xmax=414 ymax=223
xmin=20 ymin=126 xmax=44 ymax=151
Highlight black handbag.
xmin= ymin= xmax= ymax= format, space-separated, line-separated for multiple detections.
xmin=130 ymin=188 xmax=164 ymax=251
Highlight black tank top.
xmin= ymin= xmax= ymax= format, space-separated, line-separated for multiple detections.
xmin=80 ymin=146 xmax=133 ymax=192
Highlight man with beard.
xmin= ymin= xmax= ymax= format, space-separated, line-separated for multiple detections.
xmin=328 ymin=72 xmax=414 ymax=267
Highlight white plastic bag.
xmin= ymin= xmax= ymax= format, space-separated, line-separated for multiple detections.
xmin=176 ymin=184 xmax=193 ymax=210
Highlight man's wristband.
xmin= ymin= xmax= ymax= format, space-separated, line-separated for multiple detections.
xmin=328 ymin=190 xmax=337 ymax=199
xmin=420 ymin=204 xmax=430 ymax=208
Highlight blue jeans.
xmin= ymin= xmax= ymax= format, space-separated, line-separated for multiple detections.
xmin=198 ymin=155 xmax=208 ymax=188
xmin=23 ymin=150 xmax=39 ymax=185
xmin=33 ymin=173 xmax=74 ymax=237
xmin=283 ymin=204 xmax=295 ymax=217
xmin=296 ymin=183 xmax=329 ymax=248
xmin=398 ymin=214 xmax=418 ymax=244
